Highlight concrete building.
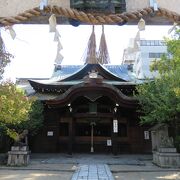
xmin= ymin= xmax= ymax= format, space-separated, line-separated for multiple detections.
xmin=123 ymin=39 xmax=167 ymax=79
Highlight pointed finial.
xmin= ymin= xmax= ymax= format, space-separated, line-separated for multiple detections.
xmin=102 ymin=25 xmax=104 ymax=33
xmin=83 ymin=25 xmax=97 ymax=64
xmin=97 ymin=25 xmax=110 ymax=64
xmin=92 ymin=25 xmax=95 ymax=32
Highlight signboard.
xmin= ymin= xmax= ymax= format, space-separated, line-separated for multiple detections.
xmin=113 ymin=119 xmax=118 ymax=133
xmin=107 ymin=139 xmax=112 ymax=146
xmin=144 ymin=131 xmax=150 ymax=140
xmin=47 ymin=131 xmax=53 ymax=136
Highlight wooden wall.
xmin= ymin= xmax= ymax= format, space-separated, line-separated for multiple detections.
xmin=30 ymin=107 xmax=152 ymax=154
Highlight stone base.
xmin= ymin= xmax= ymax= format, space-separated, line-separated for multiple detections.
xmin=153 ymin=151 xmax=180 ymax=168
xmin=158 ymin=147 xmax=177 ymax=153
xmin=7 ymin=146 xmax=30 ymax=166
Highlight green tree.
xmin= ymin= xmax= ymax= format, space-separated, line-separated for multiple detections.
xmin=136 ymin=28 xmax=180 ymax=149
xmin=0 ymin=31 xmax=12 ymax=79
xmin=0 ymin=81 xmax=43 ymax=144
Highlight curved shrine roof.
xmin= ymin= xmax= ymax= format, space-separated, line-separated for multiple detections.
xmin=28 ymin=64 xmax=138 ymax=108
xmin=51 ymin=64 xmax=132 ymax=82
xmin=28 ymin=64 xmax=137 ymax=97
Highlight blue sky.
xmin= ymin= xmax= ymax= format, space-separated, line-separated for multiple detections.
xmin=1 ymin=25 xmax=171 ymax=81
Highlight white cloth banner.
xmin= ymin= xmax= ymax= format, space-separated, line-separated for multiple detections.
xmin=135 ymin=30 xmax=140 ymax=41
xmin=54 ymin=30 xmax=61 ymax=42
xmin=49 ymin=14 xmax=57 ymax=32
xmin=138 ymin=18 xmax=145 ymax=31
xmin=8 ymin=26 xmax=16 ymax=40
xmin=54 ymin=52 xmax=64 ymax=65
xmin=57 ymin=40 xmax=63 ymax=51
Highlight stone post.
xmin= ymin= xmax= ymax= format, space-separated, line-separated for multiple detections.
xmin=7 ymin=146 xmax=30 ymax=166
xmin=150 ymin=124 xmax=180 ymax=168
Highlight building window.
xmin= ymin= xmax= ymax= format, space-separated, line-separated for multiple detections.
xmin=141 ymin=40 xmax=145 ymax=46
xmin=146 ymin=41 xmax=151 ymax=46
xmin=140 ymin=40 xmax=166 ymax=46
xmin=154 ymin=40 xmax=159 ymax=46
xmin=149 ymin=53 xmax=164 ymax=58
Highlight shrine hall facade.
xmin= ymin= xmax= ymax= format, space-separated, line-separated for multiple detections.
xmin=29 ymin=64 xmax=152 ymax=154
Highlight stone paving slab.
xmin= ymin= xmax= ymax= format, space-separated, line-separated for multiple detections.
xmin=1 ymin=153 xmax=179 ymax=173
xmin=71 ymin=164 xmax=114 ymax=180
xmin=30 ymin=153 xmax=148 ymax=165
xmin=109 ymin=160 xmax=180 ymax=173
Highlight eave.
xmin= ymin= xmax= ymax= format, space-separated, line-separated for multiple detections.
xmin=44 ymin=82 xmax=138 ymax=109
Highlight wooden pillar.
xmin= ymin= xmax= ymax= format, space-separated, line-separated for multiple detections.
xmin=68 ymin=117 xmax=73 ymax=155
xmin=112 ymin=126 xmax=118 ymax=155
xmin=112 ymin=109 xmax=118 ymax=155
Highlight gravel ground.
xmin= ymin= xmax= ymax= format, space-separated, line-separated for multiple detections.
xmin=113 ymin=172 xmax=180 ymax=180
xmin=0 ymin=170 xmax=73 ymax=180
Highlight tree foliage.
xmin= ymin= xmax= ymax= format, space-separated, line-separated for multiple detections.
xmin=0 ymin=31 xmax=12 ymax=79
xmin=0 ymin=81 xmax=43 ymax=143
xmin=135 ymin=28 xmax=180 ymax=140
xmin=0 ymin=31 xmax=43 ymax=145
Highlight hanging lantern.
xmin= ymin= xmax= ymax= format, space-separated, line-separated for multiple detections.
xmin=68 ymin=18 xmax=81 ymax=27
xmin=117 ymin=20 xmax=127 ymax=26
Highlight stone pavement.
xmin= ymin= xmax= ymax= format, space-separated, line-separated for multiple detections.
xmin=71 ymin=164 xmax=114 ymax=180
xmin=0 ymin=153 xmax=179 ymax=180
xmin=29 ymin=153 xmax=148 ymax=165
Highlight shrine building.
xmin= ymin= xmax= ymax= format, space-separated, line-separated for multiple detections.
xmin=28 ymin=26 xmax=151 ymax=154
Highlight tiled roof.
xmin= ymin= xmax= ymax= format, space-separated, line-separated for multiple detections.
xmin=103 ymin=64 xmax=131 ymax=81
xmin=51 ymin=65 xmax=84 ymax=80
xmin=51 ymin=64 xmax=132 ymax=81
